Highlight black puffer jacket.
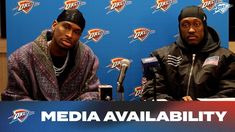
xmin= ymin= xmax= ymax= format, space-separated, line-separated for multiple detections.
xmin=142 ymin=27 xmax=235 ymax=101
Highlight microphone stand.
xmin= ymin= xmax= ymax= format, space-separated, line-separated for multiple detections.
xmin=116 ymin=59 xmax=130 ymax=101
xmin=141 ymin=56 xmax=159 ymax=101
xmin=117 ymin=82 xmax=124 ymax=101
xmin=150 ymin=67 xmax=158 ymax=101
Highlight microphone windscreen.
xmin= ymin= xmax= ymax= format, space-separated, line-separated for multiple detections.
xmin=141 ymin=57 xmax=159 ymax=79
xmin=121 ymin=59 xmax=130 ymax=67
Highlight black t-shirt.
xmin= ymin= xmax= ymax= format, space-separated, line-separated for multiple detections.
xmin=51 ymin=53 xmax=75 ymax=89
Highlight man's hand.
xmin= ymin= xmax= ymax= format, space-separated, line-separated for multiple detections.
xmin=182 ymin=96 xmax=193 ymax=101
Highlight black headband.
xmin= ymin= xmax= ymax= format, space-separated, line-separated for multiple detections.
xmin=178 ymin=6 xmax=207 ymax=23
xmin=57 ymin=9 xmax=86 ymax=31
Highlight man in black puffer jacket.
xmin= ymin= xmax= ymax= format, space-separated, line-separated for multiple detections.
xmin=141 ymin=6 xmax=235 ymax=101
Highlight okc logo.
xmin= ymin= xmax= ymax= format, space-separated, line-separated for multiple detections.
xmin=132 ymin=86 xmax=143 ymax=97
xmin=105 ymin=0 xmax=132 ymax=14
xmin=200 ymin=0 xmax=231 ymax=14
xmin=129 ymin=86 xmax=143 ymax=101
xmin=151 ymin=0 xmax=177 ymax=13
xmin=8 ymin=109 xmax=34 ymax=124
xmin=107 ymin=58 xmax=126 ymax=71
xmin=59 ymin=0 xmax=86 ymax=10
xmin=83 ymin=29 xmax=110 ymax=44
xmin=200 ymin=0 xmax=221 ymax=11
xmin=13 ymin=0 xmax=40 ymax=16
xmin=128 ymin=28 xmax=155 ymax=43
xmin=106 ymin=57 xmax=132 ymax=73
xmin=213 ymin=2 xmax=232 ymax=14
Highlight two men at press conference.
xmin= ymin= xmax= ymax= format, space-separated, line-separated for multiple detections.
xmin=141 ymin=6 xmax=235 ymax=101
xmin=1 ymin=6 xmax=235 ymax=101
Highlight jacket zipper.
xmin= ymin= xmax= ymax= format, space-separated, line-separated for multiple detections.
xmin=186 ymin=54 xmax=196 ymax=96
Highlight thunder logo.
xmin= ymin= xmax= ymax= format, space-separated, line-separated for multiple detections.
xmin=105 ymin=0 xmax=132 ymax=14
xmin=8 ymin=109 xmax=34 ymax=124
xmin=200 ymin=0 xmax=221 ymax=11
xmin=59 ymin=0 xmax=86 ymax=10
xmin=200 ymin=0 xmax=231 ymax=14
xmin=129 ymin=86 xmax=143 ymax=101
xmin=13 ymin=0 xmax=40 ymax=16
xmin=151 ymin=0 xmax=177 ymax=13
xmin=128 ymin=28 xmax=155 ymax=43
xmin=106 ymin=58 xmax=132 ymax=73
xmin=83 ymin=29 xmax=110 ymax=44
xmin=107 ymin=58 xmax=126 ymax=71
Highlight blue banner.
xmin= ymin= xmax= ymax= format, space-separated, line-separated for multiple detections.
xmin=0 ymin=102 xmax=235 ymax=132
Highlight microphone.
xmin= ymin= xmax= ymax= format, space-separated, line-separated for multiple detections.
xmin=141 ymin=56 xmax=159 ymax=101
xmin=117 ymin=59 xmax=130 ymax=93
xmin=141 ymin=57 xmax=159 ymax=79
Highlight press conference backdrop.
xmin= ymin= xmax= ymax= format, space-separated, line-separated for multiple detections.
xmin=6 ymin=0 xmax=229 ymax=101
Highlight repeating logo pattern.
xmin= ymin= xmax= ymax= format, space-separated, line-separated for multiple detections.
xmin=13 ymin=0 xmax=40 ymax=16
xmin=59 ymin=0 xmax=86 ymax=10
xmin=151 ymin=0 xmax=177 ymax=13
xmin=8 ymin=109 xmax=35 ymax=124
xmin=105 ymin=0 xmax=132 ymax=14
xmin=9 ymin=0 xmax=229 ymax=101
xmin=128 ymin=28 xmax=155 ymax=43
xmin=83 ymin=28 xmax=110 ymax=44
xmin=12 ymin=0 xmax=230 ymax=16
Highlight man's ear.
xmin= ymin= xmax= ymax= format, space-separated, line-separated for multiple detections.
xmin=51 ymin=20 xmax=58 ymax=31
